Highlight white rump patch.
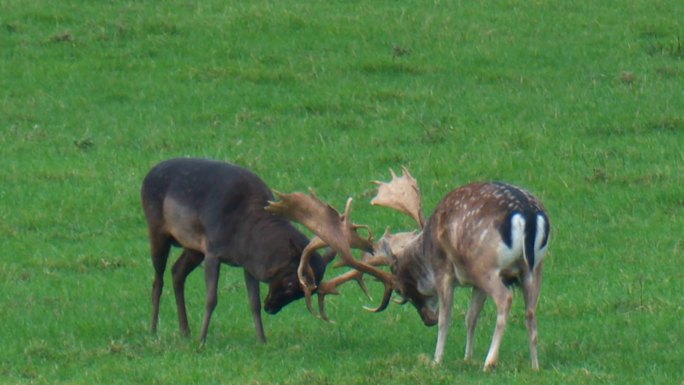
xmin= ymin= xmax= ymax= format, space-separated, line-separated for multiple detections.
xmin=497 ymin=213 xmax=525 ymax=269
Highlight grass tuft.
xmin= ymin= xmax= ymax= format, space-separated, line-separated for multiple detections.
xmin=645 ymin=35 xmax=684 ymax=59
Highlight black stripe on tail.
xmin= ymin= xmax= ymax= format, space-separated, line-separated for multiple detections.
xmin=523 ymin=213 xmax=538 ymax=270
xmin=523 ymin=212 xmax=549 ymax=271
xmin=499 ymin=211 xmax=544 ymax=270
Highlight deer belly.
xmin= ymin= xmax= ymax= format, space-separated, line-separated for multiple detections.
xmin=163 ymin=198 xmax=207 ymax=252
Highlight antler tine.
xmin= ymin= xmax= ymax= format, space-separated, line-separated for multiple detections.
xmin=341 ymin=198 xmax=375 ymax=251
xmin=362 ymin=286 xmax=394 ymax=313
xmin=352 ymin=223 xmax=373 ymax=241
xmin=343 ymin=197 xmax=353 ymax=220
xmin=297 ymin=236 xmax=328 ymax=317
xmin=316 ymin=269 xmax=368 ymax=322
xmin=349 ymin=223 xmax=373 ymax=255
xmin=400 ymin=165 xmax=414 ymax=180
xmin=371 ymin=166 xmax=426 ymax=228
xmin=316 ymin=254 xmax=391 ymax=321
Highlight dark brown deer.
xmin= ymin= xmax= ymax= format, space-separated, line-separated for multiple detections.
xmin=140 ymin=158 xmax=332 ymax=345
xmin=271 ymin=168 xmax=551 ymax=371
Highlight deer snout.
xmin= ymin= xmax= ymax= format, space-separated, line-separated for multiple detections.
xmin=264 ymin=294 xmax=290 ymax=314
xmin=264 ymin=281 xmax=303 ymax=315
xmin=263 ymin=303 xmax=280 ymax=315
xmin=420 ymin=307 xmax=438 ymax=327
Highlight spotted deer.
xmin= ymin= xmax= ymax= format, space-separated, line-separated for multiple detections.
xmin=372 ymin=168 xmax=551 ymax=370
xmin=268 ymin=168 xmax=551 ymax=371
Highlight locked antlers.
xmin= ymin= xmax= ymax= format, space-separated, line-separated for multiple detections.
xmin=266 ymin=167 xmax=422 ymax=320
xmin=266 ymin=190 xmax=397 ymax=320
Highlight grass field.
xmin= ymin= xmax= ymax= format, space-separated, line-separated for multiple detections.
xmin=1 ymin=0 xmax=683 ymax=383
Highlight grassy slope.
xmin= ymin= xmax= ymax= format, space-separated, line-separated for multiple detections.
xmin=1 ymin=0 xmax=683 ymax=384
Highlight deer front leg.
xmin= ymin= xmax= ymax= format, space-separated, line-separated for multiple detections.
xmin=199 ymin=254 xmax=221 ymax=346
xmin=465 ymin=287 xmax=487 ymax=360
xmin=244 ymin=270 xmax=266 ymax=344
xmin=150 ymin=234 xmax=172 ymax=335
xmin=171 ymin=249 xmax=204 ymax=337
xmin=433 ymin=274 xmax=455 ymax=365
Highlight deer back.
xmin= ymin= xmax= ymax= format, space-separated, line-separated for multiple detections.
xmin=141 ymin=158 xmax=325 ymax=283
xmin=430 ymin=182 xmax=550 ymax=280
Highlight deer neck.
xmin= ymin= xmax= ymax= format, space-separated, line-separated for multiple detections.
xmin=396 ymin=232 xmax=438 ymax=296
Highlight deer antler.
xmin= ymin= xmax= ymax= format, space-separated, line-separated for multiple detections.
xmin=315 ymin=253 xmax=391 ymax=321
xmin=371 ymin=167 xmax=425 ymax=228
xmin=287 ymin=235 xmax=376 ymax=320
xmin=266 ymin=190 xmax=397 ymax=319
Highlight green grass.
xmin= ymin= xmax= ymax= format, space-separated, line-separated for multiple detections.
xmin=1 ymin=0 xmax=683 ymax=383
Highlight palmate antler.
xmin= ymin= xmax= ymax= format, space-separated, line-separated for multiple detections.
xmin=266 ymin=190 xmax=397 ymax=320
xmin=371 ymin=167 xmax=426 ymax=228
xmin=370 ymin=167 xmax=425 ymax=307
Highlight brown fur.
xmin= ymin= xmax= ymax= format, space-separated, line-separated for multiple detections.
xmin=141 ymin=158 xmax=328 ymax=345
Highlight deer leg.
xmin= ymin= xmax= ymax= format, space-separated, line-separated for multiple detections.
xmin=244 ymin=270 xmax=266 ymax=344
xmin=433 ymin=274 xmax=455 ymax=365
xmin=150 ymin=233 xmax=172 ymax=335
xmin=465 ymin=287 xmax=487 ymax=360
xmin=171 ymin=249 xmax=204 ymax=337
xmin=522 ymin=265 xmax=544 ymax=370
xmin=481 ymin=279 xmax=513 ymax=371
xmin=199 ymin=254 xmax=221 ymax=346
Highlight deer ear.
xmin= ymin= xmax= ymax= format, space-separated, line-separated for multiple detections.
xmin=381 ymin=238 xmax=394 ymax=256
xmin=379 ymin=237 xmax=398 ymax=271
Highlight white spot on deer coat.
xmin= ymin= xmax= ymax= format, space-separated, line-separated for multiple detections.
xmin=478 ymin=228 xmax=490 ymax=244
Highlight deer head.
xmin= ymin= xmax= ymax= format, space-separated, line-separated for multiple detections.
xmin=370 ymin=168 xmax=440 ymax=325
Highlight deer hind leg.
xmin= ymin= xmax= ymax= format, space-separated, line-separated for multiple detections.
xmin=464 ymin=287 xmax=487 ymax=360
xmin=199 ymin=254 xmax=221 ymax=346
xmin=150 ymin=232 xmax=172 ymax=334
xmin=480 ymin=278 xmax=513 ymax=371
xmin=244 ymin=270 xmax=266 ymax=344
xmin=522 ymin=265 xmax=544 ymax=370
xmin=171 ymin=249 xmax=204 ymax=337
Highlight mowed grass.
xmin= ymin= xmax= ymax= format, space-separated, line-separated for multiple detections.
xmin=1 ymin=0 xmax=683 ymax=383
